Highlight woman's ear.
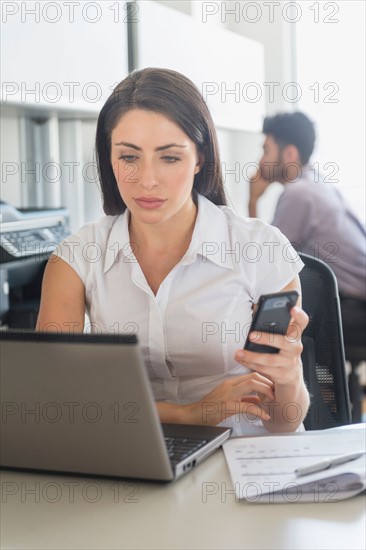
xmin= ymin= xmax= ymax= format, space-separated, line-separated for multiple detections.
xmin=194 ymin=151 xmax=205 ymax=174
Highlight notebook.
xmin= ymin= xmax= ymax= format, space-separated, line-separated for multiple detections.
xmin=0 ymin=330 xmax=231 ymax=481
xmin=223 ymin=427 xmax=366 ymax=503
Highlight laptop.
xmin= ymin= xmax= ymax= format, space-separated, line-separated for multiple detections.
xmin=0 ymin=330 xmax=231 ymax=481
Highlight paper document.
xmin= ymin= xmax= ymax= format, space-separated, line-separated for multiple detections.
xmin=223 ymin=426 xmax=366 ymax=503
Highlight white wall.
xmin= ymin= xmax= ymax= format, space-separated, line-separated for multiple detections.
xmin=1 ymin=2 xmax=128 ymax=109
xmin=155 ymin=0 xmax=294 ymax=221
xmin=138 ymin=1 xmax=265 ymax=132
xmin=296 ymin=0 xmax=365 ymax=224
xmin=1 ymin=0 xmax=295 ymax=225
xmin=0 ymin=0 xmax=128 ymax=223
xmin=222 ymin=0 xmax=297 ymax=221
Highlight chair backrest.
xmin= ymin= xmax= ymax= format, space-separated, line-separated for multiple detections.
xmin=298 ymin=253 xmax=351 ymax=429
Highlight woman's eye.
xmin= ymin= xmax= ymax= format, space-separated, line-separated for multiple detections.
xmin=162 ymin=156 xmax=181 ymax=163
xmin=119 ymin=155 xmax=137 ymax=162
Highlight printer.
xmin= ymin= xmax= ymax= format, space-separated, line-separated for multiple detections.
xmin=0 ymin=202 xmax=70 ymax=329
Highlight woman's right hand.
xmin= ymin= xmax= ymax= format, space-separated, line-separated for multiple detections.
xmin=188 ymin=372 xmax=275 ymax=426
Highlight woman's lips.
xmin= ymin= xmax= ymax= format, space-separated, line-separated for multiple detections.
xmin=134 ymin=198 xmax=166 ymax=209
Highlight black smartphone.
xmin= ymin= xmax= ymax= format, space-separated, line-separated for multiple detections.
xmin=244 ymin=290 xmax=299 ymax=354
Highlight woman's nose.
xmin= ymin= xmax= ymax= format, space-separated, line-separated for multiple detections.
xmin=138 ymin=161 xmax=158 ymax=190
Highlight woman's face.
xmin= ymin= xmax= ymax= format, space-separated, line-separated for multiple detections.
xmin=110 ymin=109 xmax=202 ymax=225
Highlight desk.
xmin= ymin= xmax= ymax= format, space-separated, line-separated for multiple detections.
xmin=1 ymin=450 xmax=365 ymax=550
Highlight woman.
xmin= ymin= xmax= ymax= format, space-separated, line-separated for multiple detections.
xmin=37 ymin=68 xmax=310 ymax=436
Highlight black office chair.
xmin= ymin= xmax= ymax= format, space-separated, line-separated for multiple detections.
xmin=337 ymin=295 xmax=366 ymax=422
xmin=298 ymin=253 xmax=352 ymax=430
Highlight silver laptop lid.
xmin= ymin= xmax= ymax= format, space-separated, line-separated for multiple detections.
xmin=0 ymin=331 xmax=174 ymax=480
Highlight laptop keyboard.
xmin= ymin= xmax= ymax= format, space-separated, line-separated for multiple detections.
xmin=164 ymin=436 xmax=208 ymax=465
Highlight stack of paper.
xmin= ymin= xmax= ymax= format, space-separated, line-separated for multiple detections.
xmin=223 ymin=426 xmax=366 ymax=503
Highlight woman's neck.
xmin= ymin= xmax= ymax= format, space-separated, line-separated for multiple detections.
xmin=128 ymin=198 xmax=198 ymax=256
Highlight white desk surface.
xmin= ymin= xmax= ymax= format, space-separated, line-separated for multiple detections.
xmin=1 ymin=450 xmax=365 ymax=550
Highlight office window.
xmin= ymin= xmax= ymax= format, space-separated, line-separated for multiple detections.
xmin=296 ymin=1 xmax=365 ymax=223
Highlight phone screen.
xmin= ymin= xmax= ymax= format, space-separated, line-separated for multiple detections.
xmin=244 ymin=290 xmax=299 ymax=354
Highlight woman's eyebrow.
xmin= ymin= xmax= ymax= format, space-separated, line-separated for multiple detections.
xmin=114 ymin=141 xmax=187 ymax=151
xmin=156 ymin=143 xmax=187 ymax=151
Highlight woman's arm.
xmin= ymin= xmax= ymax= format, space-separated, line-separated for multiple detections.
xmin=156 ymin=371 xmax=276 ymax=426
xmin=234 ymin=276 xmax=310 ymax=432
xmin=158 ymin=276 xmax=309 ymax=429
xmin=36 ymin=260 xmax=308 ymax=430
xmin=36 ymin=256 xmax=85 ymax=333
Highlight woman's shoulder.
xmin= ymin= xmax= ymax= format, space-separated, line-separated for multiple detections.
xmin=218 ymin=204 xmax=284 ymax=241
xmin=198 ymin=194 xmax=287 ymax=246
xmin=53 ymin=213 xmax=126 ymax=278
xmin=65 ymin=213 xmax=124 ymax=244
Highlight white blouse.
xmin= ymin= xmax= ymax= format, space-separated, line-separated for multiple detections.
xmin=54 ymin=193 xmax=304 ymax=435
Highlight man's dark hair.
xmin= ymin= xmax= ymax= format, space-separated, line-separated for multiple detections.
xmin=262 ymin=112 xmax=316 ymax=165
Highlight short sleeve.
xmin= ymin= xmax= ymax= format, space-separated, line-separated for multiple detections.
xmin=252 ymin=225 xmax=304 ymax=304
xmin=51 ymin=224 xmax=95 ymax=285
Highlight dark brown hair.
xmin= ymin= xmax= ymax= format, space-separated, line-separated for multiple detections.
xmin=263 ymin=112 xmax=316 ymax=165
xmin=95 ymin=67 xmax=227 ymax=214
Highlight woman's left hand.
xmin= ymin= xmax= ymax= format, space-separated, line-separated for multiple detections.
xmin=234 ymin=306 xmax=309 ymax=387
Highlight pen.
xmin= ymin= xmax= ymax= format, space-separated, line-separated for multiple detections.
xmin=295 ymin=451 xmax=365 ymax=477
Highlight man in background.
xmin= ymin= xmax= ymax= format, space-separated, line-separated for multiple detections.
xmin=248 ymin=111 xmax=366 ymax=358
